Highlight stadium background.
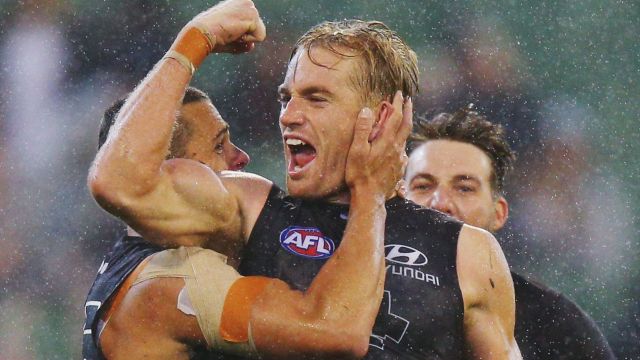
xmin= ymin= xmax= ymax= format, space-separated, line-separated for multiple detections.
xmin=0 ymin=0 xmax=637 ymax=358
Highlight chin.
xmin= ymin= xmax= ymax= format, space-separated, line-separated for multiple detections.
xmin=286 ymin=178 xmax=333 ymax=200
xmin=286 ymin=178 xmax=317 ymax=199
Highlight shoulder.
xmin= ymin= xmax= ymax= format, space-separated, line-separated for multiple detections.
xmin=218 ymin=171 xmax=273 ymax=202
xmin=512 ymin=273 xmax=614 ymax=357
xmin=457 ymin=224 xmax=504 ymax=262
xmin=513 ymin=272 xmax=596 ymax=323
xmin=219 ymin=170 xmax=272 ymax=185
xmin=219 ymin=171 xmax=274 ymax=240
xmin=162 ymin=158 xmax=217 ymax=183
xmin=457 ymin=224 xmax=513 ymax=307
xmin=161 ymin=160 xmax=272 ymax=196
xmin=512 ymin=272 xmax=560 ymax=300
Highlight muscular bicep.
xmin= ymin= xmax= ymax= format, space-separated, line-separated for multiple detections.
xmin=113 ymin=159 xmax=245 ymax=248
xmin=457 ymin=225 xmax=521 ymax=359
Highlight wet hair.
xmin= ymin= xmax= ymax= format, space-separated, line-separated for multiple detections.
xmin=408 ymin=106 xmax=516 ymax=195
xmin=97 ymin=86 xmax=211 ymax=158
xmin=292 ymin=20 xmax=419 ymax=105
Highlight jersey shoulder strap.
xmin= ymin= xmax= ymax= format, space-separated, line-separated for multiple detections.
xmin=239 ymin=184 xmax=300 ymax=277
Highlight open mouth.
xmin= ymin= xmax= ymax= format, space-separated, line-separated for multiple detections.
xmin=286 ymin=138 xmax=317 ymax=176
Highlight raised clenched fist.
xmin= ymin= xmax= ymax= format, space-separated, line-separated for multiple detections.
xmin=189 ymin=0 xmax=266 ymax=54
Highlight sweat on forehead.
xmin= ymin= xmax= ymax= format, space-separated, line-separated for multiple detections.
xmin=290 ymin=19 xmax=419 ymax=104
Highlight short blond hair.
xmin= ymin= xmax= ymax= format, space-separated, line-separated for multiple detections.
xmin=292 ymin=20 xmax=419 ymax=105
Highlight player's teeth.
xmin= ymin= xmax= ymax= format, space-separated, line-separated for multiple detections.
xmin=286 ymin=139 xmax=305 ymax=146
xmin=294 ymin=165 xmax=302 ymax=171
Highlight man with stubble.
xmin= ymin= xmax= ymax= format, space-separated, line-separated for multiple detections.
xmin=88 ymin=0 xmax=521 ymax=358
xmin=405 ymin=107 xmax=615 ymax=359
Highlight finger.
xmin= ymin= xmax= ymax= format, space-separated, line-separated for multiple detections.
xmin=401 ymin=151 xmax=409 ymax=175
xmin=228 ymin=41 xmax=255 ymax=53
xmin=389 ymin=90 xmax=404 ymax=133
xmin=242 ymin=16 xmax=267 ymax=42
xmin=254 ymin=16 xmax=267 ymax=41
xmin=219 ymin=40 xmax=254 ymax=54
xmin=368 ymin=108 xmax=385 ymax=142
xmin=370 ymin=90 xmax=402 ymax=143
xmin=352 ymin=107 xmax=375 ymax=154
xmin=397 ymin=96 xmax=413 ymax=142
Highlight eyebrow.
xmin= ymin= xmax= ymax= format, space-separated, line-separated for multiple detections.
xmin=277 ymin=84 xmax=335 ymax=99
xmin=214 ymin=123 xmax=230 ymax=140
xmin=409 ymin=173 xmax=435 ymax=183
xmin=410 ymin=173 xmax=482 ymax=185
xmin=452 ymin=175 xmax=481 ymax=185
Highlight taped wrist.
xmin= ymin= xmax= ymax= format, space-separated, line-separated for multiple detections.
xmin=164 ymin=23 xmax=216 ymax=74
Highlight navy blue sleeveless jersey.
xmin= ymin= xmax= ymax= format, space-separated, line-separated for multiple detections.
xmin=239 ymin=185 xmax=465 ymax=359
xmin=82 ymin=235 xmax=247 ymax=359
xmin=82 ymin=235 xmax=162 ymax=360
xmin=512 ymin=272 xmax=615 ymax=360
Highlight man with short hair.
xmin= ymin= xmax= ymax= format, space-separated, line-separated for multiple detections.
xmin=84 ymin=85 xmax=405 ymax=359
xmin=405 ymin=107 xmax=615 ymax=359
xmin=89 ymin=1 xmax=521 ymax=358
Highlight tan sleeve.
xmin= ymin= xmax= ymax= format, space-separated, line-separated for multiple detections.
xmin=134 ymin=247 xmax=258 ymax=357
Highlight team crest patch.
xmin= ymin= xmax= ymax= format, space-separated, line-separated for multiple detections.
xmin=279 ymin=226 xmax=335 ymax=259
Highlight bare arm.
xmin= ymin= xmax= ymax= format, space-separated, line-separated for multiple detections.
xmin=88 ymin=0 xmax=268 ymax=248
xmin=103 ymin=94 xmax=412 ymax=359
xmin=100 ymin=278 xmax=203 ymax=360
xmin=251 ymin=93 xmax=412 ymax=358
xmin=457 ymin=224 xmax=522 ymax=359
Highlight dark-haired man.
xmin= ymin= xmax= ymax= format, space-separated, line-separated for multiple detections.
xmin=83 ymin=85 xmax=405 ymax=359
xmin=88 ymin=0 xmax=521 ymax=358
xmin=405 ymin=107 xmax=615 ymax=360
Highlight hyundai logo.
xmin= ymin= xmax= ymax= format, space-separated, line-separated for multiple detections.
xmin=384 ymin=244 xmax=428 ymax=266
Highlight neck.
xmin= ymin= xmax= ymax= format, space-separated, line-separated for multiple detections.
xmin=326 ymin=190 xmax=352 ymax=204
xmin=325 ymin=189 xmax=399 ymax=205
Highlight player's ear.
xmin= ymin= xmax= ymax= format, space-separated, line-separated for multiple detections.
xmin=368 ymin=100 xmax=393 ymax=142
xmin=492 ymin=196 xmax=509 ymax=231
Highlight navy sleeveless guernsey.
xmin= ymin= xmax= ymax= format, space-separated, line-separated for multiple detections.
xmin=240 ymin=185 xmax=465 ymax=359
xmin=512 ymin=272 xmax=615 ymax=359
xmin=82 ymin=236 xmax=240 ymax=360
xmin=82 ymin=235 xmax=162 ymax=360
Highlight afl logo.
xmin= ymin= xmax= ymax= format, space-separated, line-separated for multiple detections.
xmin=384 ymin=244 xmax=428 ymax=266
xmin=280 ymin=226 xmax=336 ymax=259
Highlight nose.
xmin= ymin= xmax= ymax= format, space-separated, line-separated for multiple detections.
xmin=428 ymin=189 xmax=455 ymax=217
xmin=279 ymin=97 xmax=304 ymax=129
xmin=228 ymin=145 xmax=250 ymax=171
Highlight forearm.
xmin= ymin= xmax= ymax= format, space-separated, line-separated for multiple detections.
xmin=306 ymin=185 xmax=386 ymax=327
xmin=251 ymin=187 xmax=386 ymax=358
xmin=89 ymin=56 xmax=191 ymax=199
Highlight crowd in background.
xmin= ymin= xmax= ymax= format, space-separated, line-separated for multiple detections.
xmin=0 ymin=1 xmax=637 ymax=358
